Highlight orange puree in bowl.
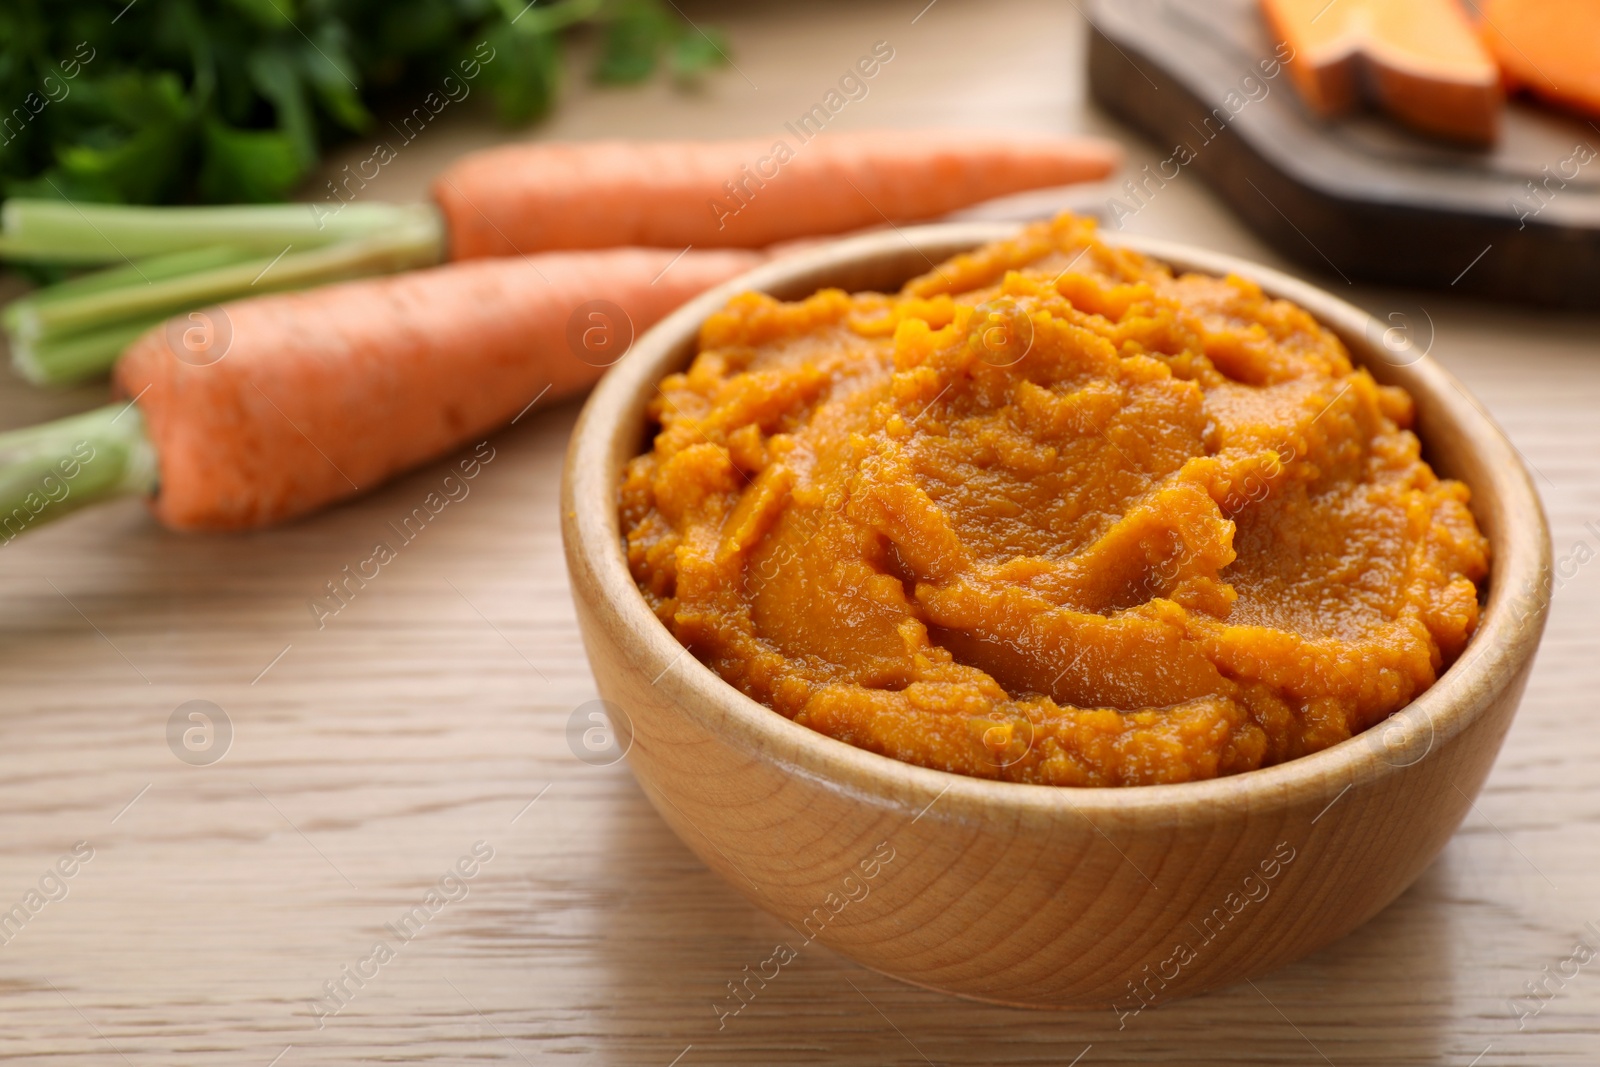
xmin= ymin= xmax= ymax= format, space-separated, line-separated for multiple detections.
xmin=619 ymin=215 xmax=1489 ymax=786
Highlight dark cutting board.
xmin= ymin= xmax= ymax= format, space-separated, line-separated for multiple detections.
xmin=1086 ymin=0 xmax=1600 ymax=308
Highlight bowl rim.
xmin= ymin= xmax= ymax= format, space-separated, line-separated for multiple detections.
xmin=562 ymin=221 xmax=1552 ymax=826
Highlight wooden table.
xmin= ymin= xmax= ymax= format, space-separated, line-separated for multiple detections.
xmin=2 ymin=2 xmax=1596 ymax=1064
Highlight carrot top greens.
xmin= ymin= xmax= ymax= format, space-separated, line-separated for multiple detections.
xmin=0 ymin=0 xmax=728 ymax=207
xmin=0 ymin=1 xmax=729 ymax=385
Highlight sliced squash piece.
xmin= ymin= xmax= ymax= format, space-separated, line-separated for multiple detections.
xmin=1262 ymin=0 xmax=1502 ymax=144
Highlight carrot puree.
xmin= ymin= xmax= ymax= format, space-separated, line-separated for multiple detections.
xmin=620 ymin=215 xmax=1488 ymax=786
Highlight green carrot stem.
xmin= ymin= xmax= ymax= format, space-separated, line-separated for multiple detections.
xmin=9 ymin=246 xmax=265 ymax=314
xmin=6 ymin=219 xmax=445 ymax=386
xmin=11 ymin=223 xmax=444 ymax=342
xmin=0 ymin=200 xmax=443 ymax=265
xmin=10 ymin=317 xmax=171 ymax=388
xmin=3 ymin=246 xmax=263 ymax=339
xmin=0 ymin=403 xmax=157 ymax=544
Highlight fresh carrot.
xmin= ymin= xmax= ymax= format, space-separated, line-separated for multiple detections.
xmin=0 ymin=131 xmax=1119 ymax=385
xmin=1478 ymin=0 xmax=1600 ymax=121
xmin=0 ymin=247 xmax=763 ymax=537
xmin=432 ymin=130 xmax=1122 ymax=258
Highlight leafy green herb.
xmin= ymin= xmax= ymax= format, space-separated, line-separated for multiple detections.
xmin=0 ymin=0 xmax=727 ymax=208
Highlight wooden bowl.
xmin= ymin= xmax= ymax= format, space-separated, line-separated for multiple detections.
xmin=560 ymin=225 xmax=1551 ymax=1009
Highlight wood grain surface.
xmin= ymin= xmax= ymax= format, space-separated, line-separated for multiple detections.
xmin=0 ymin=1 xmax=1595 ymax=1064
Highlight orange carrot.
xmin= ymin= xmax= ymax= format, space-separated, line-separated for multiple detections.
xmin=112 ymin=247 xmax=763 ymax=531
xmin=1479 ymin=0 xmax=1600 ymax=121
xmin=6 ymin=130 xmax=1119 ymax=386
xmin=432 ymin=130 xmax=1120 ymax=259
